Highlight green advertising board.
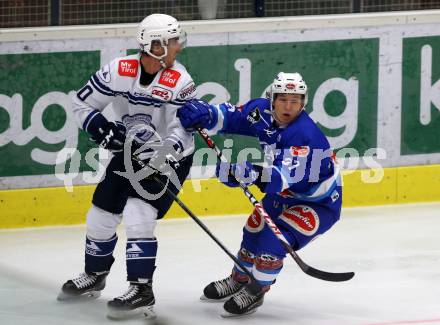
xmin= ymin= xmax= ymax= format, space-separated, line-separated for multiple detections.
xmin=0 ymin=51 xmax=100 ymax=177
xmin=1 ymin=21 xmax=440 ymax=188
xmin=402 ymin=36 xmax=440 ymax=155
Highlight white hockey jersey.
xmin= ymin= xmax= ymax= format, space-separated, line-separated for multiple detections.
xmin=72 ymin=53 xmax=197 ymax=157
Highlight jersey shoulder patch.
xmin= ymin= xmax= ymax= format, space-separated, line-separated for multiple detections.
xmin=241 ymin=98 xmax=270 ymax=117
xmin=158 ymin=69 xmax=181 ymax=88
xmin=118 ymin=59 xmax=139 ymax=77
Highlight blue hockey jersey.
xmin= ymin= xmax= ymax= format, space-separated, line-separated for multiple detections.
xmin=206 ymin=98 xmax=341 ymax=203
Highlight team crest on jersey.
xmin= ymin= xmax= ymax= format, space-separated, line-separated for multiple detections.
xmin=177 ymin=81 xmax=196 ymax=100
xmin=291 ymin=146 xmax=310 ymax=157
xmin=118 ymin=60 xmax=139 ymax=77
xmin=122 ymin=114 xmax=156 ymax=142
xmin=245 ymin=208 xmax=265 ymax=233
xmin=247 ymin=108 xmax=261 ymax=124
xmin=97 ymin=64 xmax=111 ymax=83
xmin=159 ymin=69 xmax=181 ymax=88
xmin=151 ymin=86 xmax=172 ymax=101
xmin=280 ymin=205 xmax=319 ymax=236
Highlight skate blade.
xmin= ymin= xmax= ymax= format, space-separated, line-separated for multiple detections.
xmin=200 ymin=294 xmax=229 ymax=302
xmin=57 ymin=290 xmax=101 ymax=301
xmin=107 ymin=305 xmax=156 ymax=320
xmin=220 ymin=308 xmax=258 ymax=318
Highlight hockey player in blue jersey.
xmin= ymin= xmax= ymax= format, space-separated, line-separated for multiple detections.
xmin=177 ymin=72 xmax=342 ymax=316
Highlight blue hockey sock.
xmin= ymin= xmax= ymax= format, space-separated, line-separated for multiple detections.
xmin=84 ymin=234 xmax=117 ymax=274
xmin=126 ymin=238 xmax=158 ymax=282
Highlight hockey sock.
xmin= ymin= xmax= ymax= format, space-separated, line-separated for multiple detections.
xmin=126 ymin=238 xmax=157 ymax=282
xmin=85 ymin=234 xmax=117 ymax=274
xmin=252 ymin=253 xmax=284 ymax=286
xmin=232 ymin=247 xmax=255 ymax=281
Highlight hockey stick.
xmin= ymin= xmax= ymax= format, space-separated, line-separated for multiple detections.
xmin=131 ymin=155 xmax=259 ymax=284
xmin=197 ymin=128 xmax=355 ymax=282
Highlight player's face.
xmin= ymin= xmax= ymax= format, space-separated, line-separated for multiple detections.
xmin=272 ymin=93 xmax=304 ymax=125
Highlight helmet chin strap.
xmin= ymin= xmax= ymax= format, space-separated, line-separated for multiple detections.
xmin=143 ymin=43 xmax=168 ymax=68
xmin=158 ymin=58 xmax=167 ymax=68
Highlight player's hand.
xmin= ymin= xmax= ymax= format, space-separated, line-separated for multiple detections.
xmin=177 ymin=99 xmax=217 ymax=132
xmin=216 ymin=161 xmax=259 ymax=187
xmin=91 ymin=121 xmax=126 ymax=152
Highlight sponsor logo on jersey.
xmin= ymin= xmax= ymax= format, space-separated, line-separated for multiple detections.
xmin=245 ymin=208 xmax=265 ymax=233
xmin=290 ymin=145 xmax=310 ymax=157
xmin=151 ymin=86 xmax=172 ymax=101
xmin=286 ymin=83 xmax=296 ymax=89
xmin=159 ymin=69 xmax=181 ymax=88
xmin=177 ymin=82 xmax=196 ymax=100
xmin=97 ymin=64 xmax=111 ymax=83
xmin=118 ymin=59 xmax=139 ymax=77
xmin=247 ymin=108 xmax=261 ymax=124
xmin=280 ymin=205 xmax=319 ymax=236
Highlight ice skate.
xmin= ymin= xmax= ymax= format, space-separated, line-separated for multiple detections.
xmin=57 ymin=271 xmax=108 ymax=301
xmin=201 ymin=271 xmax=248 ymax=301
xmin=221 ymin=283 xmax=267 ymax=318
xmin=107 ymin=282 xmax=156 ymax=319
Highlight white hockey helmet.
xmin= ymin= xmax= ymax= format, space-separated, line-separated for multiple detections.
xmin=137 ymin=13 xmax=187 ymax=60
xmin=267 ymin=72 xmax=308 ymax=107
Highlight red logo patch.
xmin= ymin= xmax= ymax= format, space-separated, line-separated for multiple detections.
xmin=290 ymin=146 xmax=310 ymax=157
xmin=159 ymin=69 xmax=181 ymax=88
xmin=118 ymin=60 xmax=138 ymax=77
xmin=151 ymin=87 xmax=172 ymax=101
xmin=280 ymin=205 xmax=319 ymax=236
xmin=286 ymin=83 xmax=296 ymax=89
xmin=245 ymin=208 xmax=265 ymax=233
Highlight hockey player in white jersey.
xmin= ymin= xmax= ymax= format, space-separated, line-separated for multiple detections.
xmin=57 ymin=14 xmax=196 ymax=320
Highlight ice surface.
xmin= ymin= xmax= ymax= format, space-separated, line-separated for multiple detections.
xmin=1 ymin=203 xmax=439 ymax=325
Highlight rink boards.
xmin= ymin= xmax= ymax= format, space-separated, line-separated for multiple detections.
xmin=1 ymin=164 xmax=439 ymax=228
xmin=2 ymin=11 xmax=440 ymax=228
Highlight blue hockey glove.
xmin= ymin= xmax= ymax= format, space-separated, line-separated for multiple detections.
xmin=177 ymin=99 xmax=218 ymax=132
xmin=216 ymin=161 xmax=259 ymax=188
xmin=91 ymin=121 xmax=126 ymax=153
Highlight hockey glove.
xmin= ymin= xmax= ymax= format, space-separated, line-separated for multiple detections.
xmin=216 ymin=161 xmax=259 ymax=188
xmin=177 ymin=99 xmax=218 ymax=132
xmin=91 ymin=121 xmax=126 ymax=153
